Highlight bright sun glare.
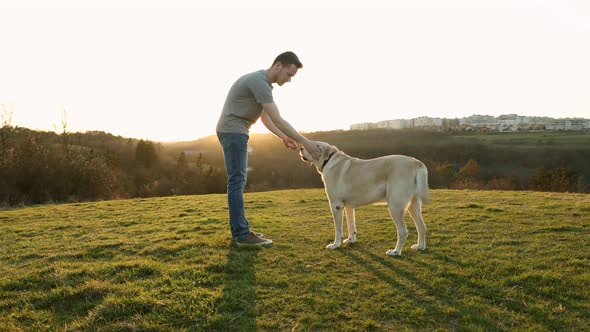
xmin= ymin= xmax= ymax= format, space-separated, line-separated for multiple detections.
xmin=1 ymin=1 xmax=589 ymax=141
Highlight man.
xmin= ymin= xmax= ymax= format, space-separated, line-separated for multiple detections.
xmin=216 ymin=51 xmax=321 ymax=246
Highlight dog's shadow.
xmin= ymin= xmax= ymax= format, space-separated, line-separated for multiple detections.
xmin=335 ymin=243 xmax=427 ymax=293
xmin=334 ymin=244 xmax=498 ymax=329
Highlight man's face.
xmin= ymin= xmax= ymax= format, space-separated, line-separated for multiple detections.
xmin=276 ymin=63 xmax=298 ymax=86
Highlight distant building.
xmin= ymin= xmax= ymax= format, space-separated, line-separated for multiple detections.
xmin=498 ymin=124 xmax=518 ymax=132
xmin=414 ymin=116 xmax=443 ymax=127
xmin=350 ymin=114 xmax=589 ymax=132
xmin=376 ymin=120 xmax=391 ymax=129
xmin=545 ymin=118 xmax=586 ymax=131
xmin=381 ymin=119 xmax=413 ymax=129
xmin=460 ymin=114 xmax=496 ymax=127
xmin=350 ymin=122 xmax=378 ymax=130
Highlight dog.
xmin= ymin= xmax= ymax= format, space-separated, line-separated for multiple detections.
xmin=300 ymin=141 xmax=429 ymax=256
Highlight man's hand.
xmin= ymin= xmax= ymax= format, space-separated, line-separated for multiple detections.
xmin=303 ymin=140 xmax=321 ymax=160
xmin=282 ymin=137 xmax=298 ymax=150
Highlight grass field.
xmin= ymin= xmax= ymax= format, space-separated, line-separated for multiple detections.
xmin=1 ymin=189 xmax=589 ymax=331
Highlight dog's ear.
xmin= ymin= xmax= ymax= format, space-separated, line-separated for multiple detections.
xmin=318 ymin=144 xmax=329 ymax=161
xmin=330 ymin=144 xmax=339 ymax=154
xmin=324 ymin=144 xmax=338 ymax=159
xmin=318 ymin=143 xmax=336 ymax=162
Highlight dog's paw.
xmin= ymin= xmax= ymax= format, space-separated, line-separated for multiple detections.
xmin=326 ymin=243 xmax=341 ymax=250
xmin=343 ymin=237 xmax=356 ymax=244
xmin=386 ymin=249 xmax=401 ymax=256
xmin=411 ymin=244 xmax=426 ymax=251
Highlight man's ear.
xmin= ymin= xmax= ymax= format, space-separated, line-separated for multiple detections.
xmin=272 ymin=62 xmax=283 ymax=71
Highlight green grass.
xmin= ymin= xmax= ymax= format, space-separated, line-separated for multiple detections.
xmin=1 ymin=189 xmax=589 ymax=331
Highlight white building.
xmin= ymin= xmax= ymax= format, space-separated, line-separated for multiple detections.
xmin=387 ymin=119 xmax=413 ymax=129
xmin=545 ymin=118 xmax=586 ymax=131
xmin=377 ymin=120 xmax=391 ymax=129
xmin=350 ymin=114 xmax=589 ymax=132
xmin=350 ymin=122 xmax=377 ymax=130
xmin=414 ymin=116 xmax=443 ymax=128
xmin=459 ymin=114 xmax=496 ymax=127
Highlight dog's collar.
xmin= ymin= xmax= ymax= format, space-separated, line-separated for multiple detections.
xmin=321 ymin=151 xmax=337 ymax=172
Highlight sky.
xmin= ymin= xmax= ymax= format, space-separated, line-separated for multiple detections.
xmin=1 ymin=0 xmax=589 ymax=142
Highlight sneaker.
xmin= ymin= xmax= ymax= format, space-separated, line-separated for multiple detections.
xmin=236 ymin=231 xmax=273 ymax=246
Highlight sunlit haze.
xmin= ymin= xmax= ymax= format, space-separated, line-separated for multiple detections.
xmin=1 ymin=0 xmax=589 ymax=142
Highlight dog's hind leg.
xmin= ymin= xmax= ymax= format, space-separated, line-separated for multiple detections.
xmin=343 ymin=207 xmax=357 ymax=244
xmin=408 ymin=197 xmax=426 ymax=251
xmin=386 ymin=201 xmax=408 ymax=256
xmin=326 ymin=201 xmax=344 ymax=250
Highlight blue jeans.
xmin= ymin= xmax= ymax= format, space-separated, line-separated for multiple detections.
xmin=217 ymin=132 xmax=250 ymax=240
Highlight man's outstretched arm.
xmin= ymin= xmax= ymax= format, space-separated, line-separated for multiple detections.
xmin=261 ymin=112 xmax=298 ymax=149
xmin=262 ymin=102 xmax=321 ymax=159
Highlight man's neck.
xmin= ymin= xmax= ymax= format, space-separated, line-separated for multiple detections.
xmin=265 ymin=68 xmax=276 ymax=84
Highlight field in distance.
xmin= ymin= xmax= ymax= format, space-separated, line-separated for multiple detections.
xmin=1 ymin=189 xmax=589 ymax=330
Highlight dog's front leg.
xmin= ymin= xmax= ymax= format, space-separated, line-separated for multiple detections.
xmin=326 ymin=201 xmax=344 ymax=249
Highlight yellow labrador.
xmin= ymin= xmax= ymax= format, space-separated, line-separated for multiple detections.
xmin=300 ymin=142 xmax=429 ymax=256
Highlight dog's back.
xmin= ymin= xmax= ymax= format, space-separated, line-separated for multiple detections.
xmin=323 ymin=153 xmax=429 ymax=208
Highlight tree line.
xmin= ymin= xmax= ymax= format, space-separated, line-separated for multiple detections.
xmin=0 ymin=125 xmax=225 ymax=206
xmin=1 ymin=124 xmax=588 ymax=207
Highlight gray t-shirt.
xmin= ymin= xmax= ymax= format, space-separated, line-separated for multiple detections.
xmin=216 ymin=70 xmax=274 ymax=135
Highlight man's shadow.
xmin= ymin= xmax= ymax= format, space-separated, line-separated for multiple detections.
xmin=211 ymin=244 xmax=260 ymax=330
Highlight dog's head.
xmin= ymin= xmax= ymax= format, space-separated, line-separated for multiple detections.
xmin=299 ymin=141 xmax=340 ymax=172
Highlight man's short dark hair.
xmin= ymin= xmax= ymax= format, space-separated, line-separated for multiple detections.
xmin=273 ymin=51 xmax=303 ymax=69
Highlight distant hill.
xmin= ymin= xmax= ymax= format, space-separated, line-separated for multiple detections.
xmin=1 ymin=126 xmax=589 ymax=206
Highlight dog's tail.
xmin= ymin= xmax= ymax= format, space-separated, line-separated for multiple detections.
xmin=415 ymin=162 xmax=430 ymax=204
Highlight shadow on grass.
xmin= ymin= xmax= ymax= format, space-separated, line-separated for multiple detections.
xmin=336 ymin=244 xmax=497 ymax=329
xmin=339 ymin=244 xmax=584 ymax=330
xmin=424 ymin=250 xmax=582 ymax=331
xmin=208 ymin=243 xmax=260 ymax=331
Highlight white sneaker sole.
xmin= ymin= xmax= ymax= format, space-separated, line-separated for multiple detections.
xmin=236 ymin=239 xmax=273 ymax=246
